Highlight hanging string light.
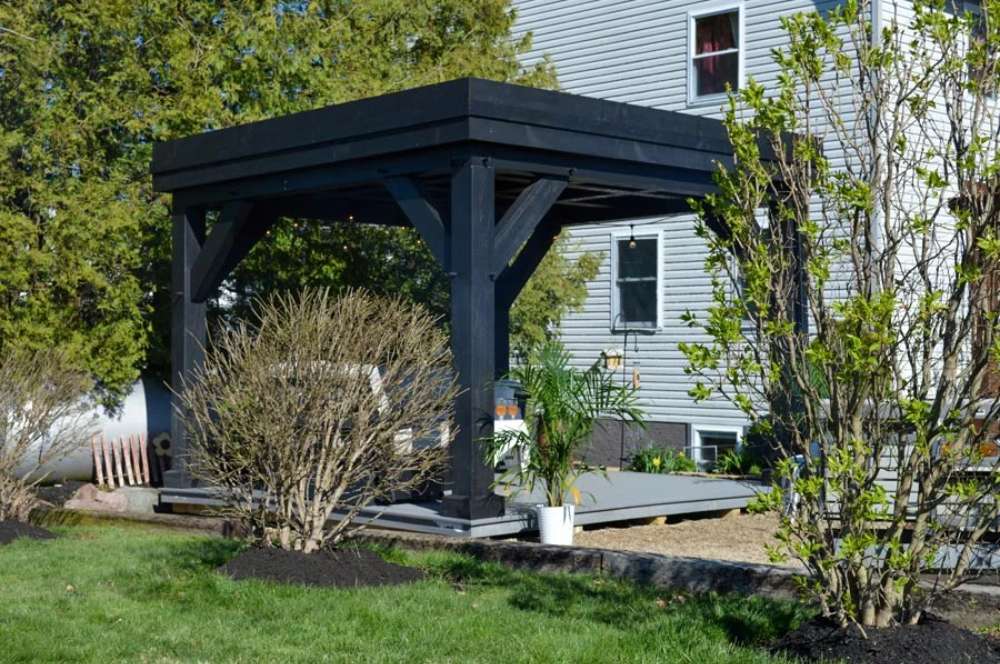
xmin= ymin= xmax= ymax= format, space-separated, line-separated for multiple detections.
xmin=628 ymin=224 xmax=637 ymax=249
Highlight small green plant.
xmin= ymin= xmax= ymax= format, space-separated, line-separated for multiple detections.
xmin=714 ymin=448 xmax=764 ymax=476
xmin=629 ymin=447 xmax=697 ymax=474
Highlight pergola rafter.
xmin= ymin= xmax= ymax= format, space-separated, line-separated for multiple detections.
xmin=153 ymin=78 xmax=782 ymax=522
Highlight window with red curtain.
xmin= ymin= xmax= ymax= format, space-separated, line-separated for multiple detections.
xmin=692 ymin=9 xmax=740 ymax=98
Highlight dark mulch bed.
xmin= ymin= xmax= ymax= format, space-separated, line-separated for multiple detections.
xmin=0 ymin=520 xmax=56 ymax=546
xmin=35 ymin=480 xmax=88 ymax=509
xmin=218 ymin=546 xmax=425 ymax=588
xmin=774 ymin=614 xmax=1000 ymax=664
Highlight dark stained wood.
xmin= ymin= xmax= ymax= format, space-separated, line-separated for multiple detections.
xmin=166 ymin=206 xmax=207 ymax=489
xmin=498 ymin=217 xmax=563 ymax=311
xmin=384 ymin=176 xmax=450 ymax=269
xmin=152 ymin=78 xmax=749 ymax=184
xmin=443 ymin=157 xmax=505 ymax=520
xmin=493 ymin=177 xmax=567 ymax=274
xmin=190 ymin=201 xmax=276 ymax=303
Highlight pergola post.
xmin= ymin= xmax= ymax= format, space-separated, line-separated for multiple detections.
xmin=166 ymin=205 xmax=207 ymax=489
xmin=442 ymin=157 xmax=506 ymax=520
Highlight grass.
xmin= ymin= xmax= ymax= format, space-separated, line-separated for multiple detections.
xmin=0 ymin=524 xmax=810 ymax=663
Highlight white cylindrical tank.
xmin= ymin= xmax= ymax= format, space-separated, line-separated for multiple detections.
xmin=15 ymin=376 xmax=172 ymax=483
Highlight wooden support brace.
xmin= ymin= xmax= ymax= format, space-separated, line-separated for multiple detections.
xmin=497 ymin=217 xmax=563 ymax=309
xmin=191 ymin=201 xmax=275 ymax=303
xmin=383 ymin=176 xmax=449 ymax=269
xmin=492 ymin=177 xmax=567 ymax=274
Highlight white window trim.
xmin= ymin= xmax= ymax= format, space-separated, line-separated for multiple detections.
xmin=687 ymin=1 xmax=746 ymax=107
xmin=690 ymin=424 xmax=744 ymax=466
xmin=609 ymin=228 xmax=663 ymax=332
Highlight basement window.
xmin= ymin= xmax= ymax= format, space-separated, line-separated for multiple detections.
xmin=691 ymin=427 xmax=742 ymax=467
xmin=689 ymin=4 xmax=743 ymax=103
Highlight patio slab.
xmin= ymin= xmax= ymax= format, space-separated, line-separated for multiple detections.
xmin=160 ymin=471 xmax=767 ymax=538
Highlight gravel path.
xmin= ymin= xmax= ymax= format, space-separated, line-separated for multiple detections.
xmin=574 ymin=511 xmax=799 ymax=568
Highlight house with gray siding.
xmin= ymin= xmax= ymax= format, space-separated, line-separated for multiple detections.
xmin=511 ymin=0 xmax=931 ymax=467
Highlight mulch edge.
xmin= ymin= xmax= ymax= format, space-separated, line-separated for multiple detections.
xmin=0 ymin=520 xmax=57 ymax=545
xmin=354 ymin=529 xmax=803 ymax=599
xmin=217 ymin=545 xmax=426 ymax=589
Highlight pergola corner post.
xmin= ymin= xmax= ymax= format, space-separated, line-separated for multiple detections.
xmin=442 ymin=156 xmax=506 ymax=520
xmin=166 ymin=205 xmax=207 ymax=489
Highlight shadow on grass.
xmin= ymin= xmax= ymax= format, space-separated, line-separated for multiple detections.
xmin=427 ymin=551 xmax=811 ymax=646
xmin=136 ymin=534 xmax=809 ymax=651
xmin=171 ymin=536 xmax=245 ymax=571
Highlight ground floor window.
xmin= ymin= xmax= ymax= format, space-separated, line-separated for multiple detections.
xmin=611 ymin=230 xmax=661 ymax=330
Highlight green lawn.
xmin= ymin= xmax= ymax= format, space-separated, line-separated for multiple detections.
xmin=0 ymin=524 xmax=809 ymax=663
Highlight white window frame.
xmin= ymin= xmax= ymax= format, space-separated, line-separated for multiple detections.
xmin=687 ymin=2 xmax=746 ymax=107
xmin=609 ymin=228 xmax=663 ymax=332
xmin=690 ymin=425 xmax=744 ymax=467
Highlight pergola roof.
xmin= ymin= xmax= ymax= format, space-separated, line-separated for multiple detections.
xmin=152 ymin=78 xmax=743 ymax=226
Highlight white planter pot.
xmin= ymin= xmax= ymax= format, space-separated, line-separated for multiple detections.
xmin=536 ymin=504 xmax=575 ymax=545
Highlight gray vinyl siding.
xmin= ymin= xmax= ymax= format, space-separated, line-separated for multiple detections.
xmin=512 ymin=0 xmax=850 ymax=435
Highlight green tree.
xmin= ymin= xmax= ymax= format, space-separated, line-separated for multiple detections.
xmin=681 ymin=0 xmax=1000 ymax=627
xmin=0 ymin=0 xmax=567 ymax=399
xmin=510 ymin=236 xmax=603 ymax=355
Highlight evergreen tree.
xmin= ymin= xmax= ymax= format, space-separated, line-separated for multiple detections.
xmin=2 ymin=1 xmax=600 ymax=401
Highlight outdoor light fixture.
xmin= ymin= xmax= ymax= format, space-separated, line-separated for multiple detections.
xmin=602 ymin=348 xmax=624 ymax=370
xmin=628 ymin=224 xmax=637 ymax=249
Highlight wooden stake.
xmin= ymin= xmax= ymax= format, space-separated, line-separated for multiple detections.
xmin=129 ymin=435 xmax=140 ymax=485
xmin=102 ymin=436 xmax=115 ymax=489
xmin=122 ymin=436 xmax=136 ymax=486
xmin=113 ymin=437 xmax=126 ymax=487
xmin=92 ymin=436 xmax=105 ymax=487
xmin=139 ymin=434 xmax=151 ymax=485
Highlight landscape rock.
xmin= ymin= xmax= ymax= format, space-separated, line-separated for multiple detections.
xmin=64 ymin=483 xmax=128 ymax=513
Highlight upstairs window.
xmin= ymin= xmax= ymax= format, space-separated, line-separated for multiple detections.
xmin=689 ymin=5 xmax=743 ymax=102
xmin=612 ymin=233 xmax=660 ymax=330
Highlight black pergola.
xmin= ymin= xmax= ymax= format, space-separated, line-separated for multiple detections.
xmin=152 ymin=77 xmax=755 ymax=522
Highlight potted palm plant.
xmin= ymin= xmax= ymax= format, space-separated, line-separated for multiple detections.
xmin=485 ymin=342 xmax=643 ymax=545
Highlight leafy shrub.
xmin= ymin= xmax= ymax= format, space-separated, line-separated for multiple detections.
xmin=629 ymin=447 xmax=697 ymax=474
xmin=714 ymin=447 xmax=764 ymax=476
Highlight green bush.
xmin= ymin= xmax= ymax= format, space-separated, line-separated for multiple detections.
xmin=629 ymin=447 xmax=697 ymax=474
xmin=714 ymin=447 xmax=764 ymax=476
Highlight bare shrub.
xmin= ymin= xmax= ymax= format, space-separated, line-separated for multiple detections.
xmin=180 ymin=289 xmax=456 ymax=553
xmin=0 ymin=350 xmax=95 ymax=521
